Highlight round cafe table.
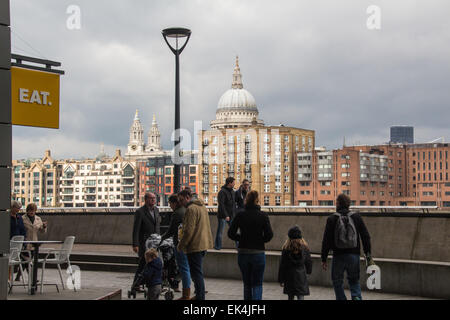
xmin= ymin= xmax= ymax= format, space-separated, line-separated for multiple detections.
xmin=12 ymin=240 xmax=63 ymax=295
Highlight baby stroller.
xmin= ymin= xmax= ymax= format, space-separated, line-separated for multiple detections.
xmin=128 ymin=234 xmax=179 ymax=300
xmin=158 ymin=237 xmax=179 ymax=300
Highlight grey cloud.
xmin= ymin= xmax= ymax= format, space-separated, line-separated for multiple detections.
xmin=9 ymin=0 xmax=450 ymax=159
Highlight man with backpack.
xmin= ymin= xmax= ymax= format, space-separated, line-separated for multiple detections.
xmin=321 ymin=194 xmax=372 ymax=300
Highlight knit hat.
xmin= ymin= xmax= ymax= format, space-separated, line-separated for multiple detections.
xmin=288 ymin=226 xmax=302 ymax=239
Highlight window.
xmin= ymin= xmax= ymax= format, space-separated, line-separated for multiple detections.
xmin=275 ymin=196 xmax=281 ymax=206
xmin=264 ymin=196 xmax=270 ymax=206
xmin=264 ymin=184 xmax=270 ymax=193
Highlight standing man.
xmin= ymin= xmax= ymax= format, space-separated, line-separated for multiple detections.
xmin=177 ymin=188 xmax=213 ymax=300
xmin=235 ymin=179 xmax=250 ymax=210
xmin=215 ymin=177 xmax=236 ymax=250
xmin=321 ymin=194 xmax=372 ymax=300
xmin=132 ymin=192 xmax=161 ymax=292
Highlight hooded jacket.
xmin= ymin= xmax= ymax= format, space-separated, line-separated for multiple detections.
xmin=143 ymin=257 xmax=163 ymax=287
xmin=278 ymin=248 xmax=312 ymax=296
xmin=218 ymin=185 xmax=236 ymax=220
xmin=177 ymin=199 xmax=214 ymax=254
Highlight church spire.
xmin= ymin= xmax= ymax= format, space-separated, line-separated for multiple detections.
xmin=231 ymin=55 xmax=243 ymax=89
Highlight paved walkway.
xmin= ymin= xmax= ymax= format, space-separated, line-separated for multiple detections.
xmin=8 ymin=268 xmax=433 ymax=300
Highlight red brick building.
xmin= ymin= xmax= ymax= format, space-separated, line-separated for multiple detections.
xmin=294 ymin=143 xmax=450 ymax=208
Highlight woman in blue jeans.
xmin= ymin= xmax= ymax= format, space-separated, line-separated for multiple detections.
xmin=228 ymin=190 xmax=273 ymax=300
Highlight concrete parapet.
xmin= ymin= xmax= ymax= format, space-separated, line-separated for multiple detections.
xmin=203 ymin=250 xmax=450 ymax=299
xmin=37 ymin=211 xmax=450 ymax=262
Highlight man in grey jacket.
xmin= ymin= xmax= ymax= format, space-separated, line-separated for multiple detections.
xmin=132 ymin=192 xmax=161 ymax=291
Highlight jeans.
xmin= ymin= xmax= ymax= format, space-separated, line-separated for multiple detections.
xmin=175 ymin=248 xmax=191 ymax=289
xmin=147 ymin=284 xmax=161 ymax=300
xmin=187 ymin=251 xmax=206 ymax=300
xmin=214 ymin=218 xmax=231 ymax=250
xmin=237 ymin=252 xmax=266 ymax=300
xmin=331 ymin=254 xmax=362 ymax=300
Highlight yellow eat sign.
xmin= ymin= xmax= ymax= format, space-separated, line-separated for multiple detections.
xmin=11 ymin=66 xmax=60 ymax=129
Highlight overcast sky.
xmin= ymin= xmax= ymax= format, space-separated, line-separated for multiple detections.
xmin=9 ymin=0 xmax=450 ymax=160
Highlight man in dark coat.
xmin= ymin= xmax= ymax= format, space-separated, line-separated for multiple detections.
xmin=132 ymin=192 xmax=161 ymax=291
xmin=235 ymin=179 xmax=250 ymax=210
xmin=214 ymin=177 xmax=236 ymax=250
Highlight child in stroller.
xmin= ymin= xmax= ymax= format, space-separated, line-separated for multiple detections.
xmin=128 ymin=234 xmax=179 ymax=300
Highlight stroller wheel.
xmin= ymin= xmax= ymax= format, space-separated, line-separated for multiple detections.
xmin=165 ymin=291 xmax=174 ymax=300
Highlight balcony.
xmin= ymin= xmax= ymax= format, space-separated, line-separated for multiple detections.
xmin=62 ymin=196 xmax=73 ymax=202
xmin=121 ymin=188 xmax=134 ymax=194
xmin=122 ymin=179 xmax=135 ymax=186
xmin=122 ymin=195 xmax=134 ymax=201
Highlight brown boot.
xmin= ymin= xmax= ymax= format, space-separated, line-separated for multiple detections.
xmin=177 ymin=288 xmax=191 ymax=300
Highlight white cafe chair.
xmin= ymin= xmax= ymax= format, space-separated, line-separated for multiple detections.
xmin=8 ymin=235 xmax=32 ymax=293
xmin=39 ymin=236 xmax=76 ymax=293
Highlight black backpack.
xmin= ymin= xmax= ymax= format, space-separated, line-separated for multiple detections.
xmin=333 ymin=212 xmax=358 ymax=249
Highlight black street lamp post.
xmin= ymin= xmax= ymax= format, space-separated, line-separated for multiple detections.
xmin=162 ymin=27 xmax=191 ymax=194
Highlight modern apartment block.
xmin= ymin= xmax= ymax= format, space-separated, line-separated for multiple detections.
xmin=60 ymin=150 xmax=137 ymax=208
xmin=200 ymin=126 xmax=314 ymax=206
xmin=295 ymin=143 xmax=450 ymax=208
xmin=136 ymin=154 xmax=199 ymax=206
xmin=11 ymin=150 xmax=62 ymax=207
xmin=12 ymin=149 xmax=139 ymax=208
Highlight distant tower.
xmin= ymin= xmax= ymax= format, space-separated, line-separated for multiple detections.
xmin=146 ymin=114 xmax=162 ymax=152
xmin=390 ymin=126 xmax=414 ymax=144
xmin=127 ymin=109 xmax=145 ymax=155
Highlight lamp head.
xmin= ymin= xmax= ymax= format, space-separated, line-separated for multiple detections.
xmin=162 ymin=27 xmax=191 ymax=38
xmin=162 ymin=27 xmax=191 ymax=54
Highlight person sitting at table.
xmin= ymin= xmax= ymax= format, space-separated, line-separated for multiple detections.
xmin=21 ymin=203 xmax=48 ymax=282
xmin=22 ymin=203 xmax=48 ymax=248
